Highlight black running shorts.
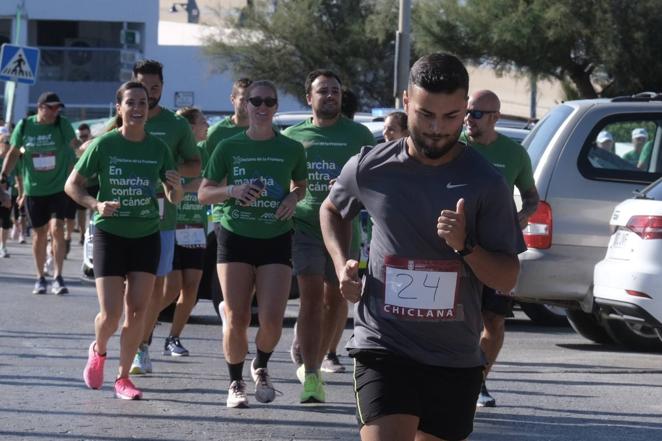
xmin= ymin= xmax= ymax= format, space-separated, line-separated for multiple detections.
xmin=352 ymin=349 xmax=483 ymax=441
xmin=26 ymin=191 xmax=69 ymax=228
xmin=172 ymin=243 xmax=205 ymax=271
xmin=0 ymin=205 xmax=12 ymax=229
xmin=216 ymin=225 xmax=292 ymax=267
xmin=64 ymin=194 xmax=78 ymax=220
xmin=93 ymin=227 xmax=160 ymax=278
xmin=481 ymin=285 xmax=514 ymax=316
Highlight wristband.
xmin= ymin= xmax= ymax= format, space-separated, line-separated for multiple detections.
xmin=226 ymin=185 xmax=234 ymax=198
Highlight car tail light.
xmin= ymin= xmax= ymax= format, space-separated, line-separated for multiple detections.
xmin=626 ymin=215 xmax=662 ymax=240
xmin=626 ymin=289 xmax=652 ymax=299
xmin=523 ymin=201 xmax=552 ymax=249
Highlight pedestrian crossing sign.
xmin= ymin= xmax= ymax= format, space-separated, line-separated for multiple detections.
xmin=0 ymin=44 xmax=40 ymax=85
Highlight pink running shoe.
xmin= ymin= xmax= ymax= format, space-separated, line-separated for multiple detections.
xmin=114 ymin=377 xmax=143 ymax=400
xmin=83 ymin=341 xmax=106 ymax=389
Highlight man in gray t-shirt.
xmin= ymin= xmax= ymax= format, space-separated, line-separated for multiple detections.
xmin=320 ymin=53 xmax=525 ymax=441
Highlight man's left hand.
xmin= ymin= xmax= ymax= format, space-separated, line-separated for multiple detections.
xmin=437 ymin=198 xmax=467 ymax=251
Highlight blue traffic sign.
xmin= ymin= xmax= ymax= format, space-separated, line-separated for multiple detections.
xmin=0 ymin=44 xmax=40 ymax=85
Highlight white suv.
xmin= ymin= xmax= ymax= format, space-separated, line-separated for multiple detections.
xmin=514 ymin=93 xmax=662 ymax=340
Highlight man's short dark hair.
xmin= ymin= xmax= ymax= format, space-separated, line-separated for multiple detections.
xmin=232 ymin=78 xmax=252 ymax=96
xmin=305 ymin=69 xmax=342 ymax=95
xmin=409 ymin=53 xmax=468 ymax=94
xmin=132 ymin=59 xmax=164 ymax=83
xmin=341 ymin=88 xmax=359 ymax=119
xmin=77 ymin=123 xmax=90 ymax=131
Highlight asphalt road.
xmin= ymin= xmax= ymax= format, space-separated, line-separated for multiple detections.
xmin=1 ymin=238 xmax=662 ymax=441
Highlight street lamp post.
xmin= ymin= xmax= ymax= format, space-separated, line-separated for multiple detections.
xmin=393 ymin=0 xmax=411 ymax=108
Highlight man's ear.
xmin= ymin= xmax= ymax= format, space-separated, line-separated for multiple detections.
xmin=403 ymin=89 xmax=410 ymax=113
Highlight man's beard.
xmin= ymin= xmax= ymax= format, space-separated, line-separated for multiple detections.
xmin=148 ymin=95 xmax=161 ymax=110
xmin=466 ymin=124 xmax=481 ymax=139
xmin=410 ymin=129 xmax=461 ymax=159
xmin=315 ymin=101 xmax=340 ymax=120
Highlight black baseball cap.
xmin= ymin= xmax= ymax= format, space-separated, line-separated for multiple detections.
xmin=37 ymin=92 xmax=65 ymax=108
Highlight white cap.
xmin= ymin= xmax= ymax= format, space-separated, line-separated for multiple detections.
xmin=632 ymin=128 xmax=648 ymax=139
xmin=597 ymin=131 xmax=613 ymax=143
xmin=0 ymin=126 xmax=8 ymax=136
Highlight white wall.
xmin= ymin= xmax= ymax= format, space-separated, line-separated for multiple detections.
xmin=154 ymin=21 xmax=305 ymax=113
xmin=1 ymin=0 xmax=305 ymax=120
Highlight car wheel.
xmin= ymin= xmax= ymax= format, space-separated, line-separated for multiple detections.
xmin=565 ymin=308 xmax=613 ymax=344
xmin=602 ymin=318 xmax=662 ymax=352
xmin=519 ymin=302 xmax=568 ymax=326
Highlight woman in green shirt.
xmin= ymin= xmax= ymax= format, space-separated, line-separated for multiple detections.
xmin=199 ymin=80 xmax=307 ymax=408
xmin=65 ymin=81 xmax=183 ymax=400
xmin=160 ymin=106 xmax=210 ymax=357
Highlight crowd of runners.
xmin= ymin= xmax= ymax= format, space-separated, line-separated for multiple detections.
xmin=0 ymin=52 xmax=537 ymax=441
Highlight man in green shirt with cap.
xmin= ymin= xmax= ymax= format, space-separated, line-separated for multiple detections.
xmin=1 ymin=92 xmax=79 ymax=295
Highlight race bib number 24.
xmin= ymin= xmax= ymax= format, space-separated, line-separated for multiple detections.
xmin=383 ymin=256 xmax=461 ymax=321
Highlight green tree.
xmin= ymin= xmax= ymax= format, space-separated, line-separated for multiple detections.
xmin=413 ymin=0 xmax=662 ymax=98
xmin=204 ymin=0 xmax=399 ymax=108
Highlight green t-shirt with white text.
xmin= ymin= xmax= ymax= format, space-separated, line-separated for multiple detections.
xmin=462 ymin=133 xmax=535 ymax=193
xmin=203 ymin=116 xmax=248 ymax=223
xmin=283 ymin=116 xmax=375 ymax=240
xmin=203 ymin=131 xmax=307 ymax=239
xmin=176 ymin=143 xmax=209 ymax=229
xmin=202 ymin=116 xmax=246 ymax=157
xmin=145 ymin=108 xmax=200 ymax=231
xmin=10 ymin=115 xmax=76 ymax=196
xmin=74 ymin=129 xmax=176 ymax=238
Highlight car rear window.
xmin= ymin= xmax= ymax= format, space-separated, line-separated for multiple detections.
xmin=643 ymin=177 xmax=662 ymax=200
xmin=523 ymin=104 xmax=574 ymax=170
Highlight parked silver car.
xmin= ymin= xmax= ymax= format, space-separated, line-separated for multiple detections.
xmin=514 ymin=93 xmax=662 ymax=338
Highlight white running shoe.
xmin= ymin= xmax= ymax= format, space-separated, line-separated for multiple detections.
xmin=226 ymin=380 xmax=249 ymax=408
xmin=129 ymin=343 xmax=152 ymax=374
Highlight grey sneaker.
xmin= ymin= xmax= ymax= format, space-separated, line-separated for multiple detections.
xmin=0 ymin=247 xmax=9 ymax=258
xmin=320 ymin=353 xmax=346 ymax=373
xmin=163 ymin=336 xmax=189 ymax=357
xmin=476 ymin=382 xmax=496 ymax=407
xmin=51 ymin=276 xmax=69 ymax=295
xmin=251 ymin=359 xmax=276 ymax=403
xmin=32 ymin=277 xmax=47 ymax=295
xmin=130 ymin=343 xmax=152 ymax=374
xmin=226 ymin=380 xmax=249 ymax=408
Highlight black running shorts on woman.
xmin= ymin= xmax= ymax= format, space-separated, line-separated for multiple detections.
xmin=216 ymin=225 xmax=292 ymax=267
xmin=93 ymin=228 xmax=160 ymax=277
xmin=172 ymin=243 xmax=205 ymax=271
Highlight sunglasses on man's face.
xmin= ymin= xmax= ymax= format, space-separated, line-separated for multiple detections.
xmin=248 ymin=96 xmax=278 ymax=108
xmin=466 ymin=109 xmax=497 ymax=120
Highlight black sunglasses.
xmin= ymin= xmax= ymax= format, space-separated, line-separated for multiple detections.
xmin=248 ymin=96 xmax=278 ymax=108
xmin=466 ymin=110 xmax=497 ymax=120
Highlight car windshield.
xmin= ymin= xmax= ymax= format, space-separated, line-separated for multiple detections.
xmin=642 ymin=177 xmax=662 ymax=200
xmin=522 ymin=104 xmax=574 ymax=170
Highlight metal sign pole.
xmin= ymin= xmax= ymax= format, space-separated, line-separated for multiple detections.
xmin=4 ymin=2 xmax=23 ymax=125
